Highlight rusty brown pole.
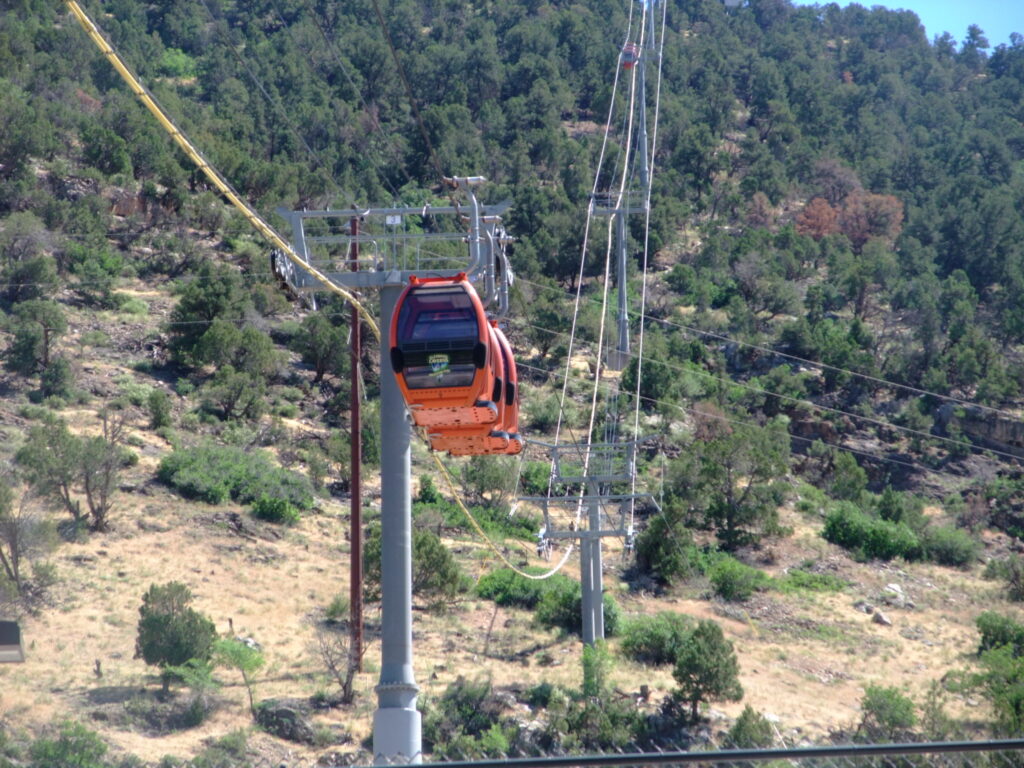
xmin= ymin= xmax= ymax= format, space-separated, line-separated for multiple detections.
xmin=349 ymin=216 xmax=363 ymax=672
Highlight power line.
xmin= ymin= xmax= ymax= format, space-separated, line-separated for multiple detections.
xmin=515 ymin=275 xmax=1022 ymax=421
xmin=517 ymin=360 xmax=979 ymax=486
xmin=197 ymin=0 xmax=350 ymax=206
xmin=515 ymin=319 xmax=1024 ymax=465
xmin=287 ymin=0 xmax=417 ymax=197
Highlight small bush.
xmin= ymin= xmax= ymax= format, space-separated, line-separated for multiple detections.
xmin=526 ymin=681 xmax=559 ymax=708
xmin=190 ymin=729 xmax=250 ymax=768
xmin=984 ymin=557 xmax=1024 ymax=601
xmin=822 ymin=502 xmax=921 ymax=561
xmin=325 ymin=593 xmax=349 ymax=622
xmin=148 ymin=390 xmax=173 ymax=429
xmin=534 ymin=578 xmax=620 ymax=637
xmin=777 ymin=567 xmax=846 ymax=593
xmin=858 ymin=684 xmax=916 ymax=740
xmin=725 ymin=705 xmax=775 ymax=748
xmin=158 ymin=444 xmax=314 ymax=509
xmin=708 ymin=556 xmax=768 ymax=602
xmin=251 ymin=495 xmax=300 ymax=525
xmin=423 ymin=677 xmax=514 ymax=759
xmin=582 ymin=640 xmax=612 ymax=697
xmin=476 ymin=567 xmax=564 ymax=609
xmin=921 ymin=525 xmax=979 ymax=568
xmin=29 ymin=722 xmax=110 ymax=768
xmin=116 ymin=373 xmax=155 ymax=408
xmin=619 ymin=612 xmax=694 ymax=665
xmin=115 ymin=295 xmax=149 ymax=316
xmin=417 ymin=475 xmax=442 ymax=504
xmin=40 ymin=358 xmax=74 ymax=399
xmin=977 ymin=611 xmax=1024 ymax=655
xmin=80 ymin=329 xmax=110 ymax=347
xmin=414 ymin=498 xmax=540 ymax=542
xmin=364 ymin=524 xmax=470 ymax=606
xmin=634 ymin=512 xmax=705 ymax=586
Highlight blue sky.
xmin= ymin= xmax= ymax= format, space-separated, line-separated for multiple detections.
xmin=791 ymin=0 xmax=1023 ymax=48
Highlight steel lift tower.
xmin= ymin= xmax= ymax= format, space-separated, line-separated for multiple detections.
xmin=275 ymin=179 xmax=511 ymax=763
xmin=595 ymin=0 xmax=659 ymax=372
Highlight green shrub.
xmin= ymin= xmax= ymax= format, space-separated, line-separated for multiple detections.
xmin=977 ymin=611 xmax=1024 ymax=656
xmin=526 ymin=681 xmax=559 ymax=708
xmin=325 ymin=593 xmax=349 ymax=622
xmin=417 ymin=475 xmax=442 ymax=504
xmin=634 ymin=511 xmax=704 ymax=586
xmin=921 ymin=525 xmax=979 ymax=568
xmin=708 ymin=556 xmax=768 ymax=602
xmin=251 ymin=495 xmax=300 ymax=525
xmin=858 ymin=684 xmax=916 ymax=740
xmin=582 ymin=640 xmax=612 ymax=697
xmin=822 ymin=502 xmax=921 ymax=561
xmin=619 ymin=612 xmax=694 ymax=666
xmin=39 ymin=357 xmax=74 ymax=399
xmin=80 ymin=329 xmax=110 ymax=347
xmin=725 ymin=705 xmax=775 ymax=748
xmin=157 ymin=444 xmax=314 ymax=509
xmin=984 ymin=557 xmax=1024 ymax=601
xmin=475 ymin=567 xmax=564 ymax=609
xmin=136 ymin=582 xmax=217 ymax=694
xmin=190 ymin=729 xmax=250 ymax=768
xmin=116 ymin=373 xmax=155 ymax=408
xmin=148 ymin=390 xmax=172 ymax=429
xmin=28 ymin=722 xmax=110 ymax=768
xmin=517 ymin=461 xmax=550 ymax=496
xmin=423 ymin=677 xmax=514 ymax=759
xmin=534 ymin=578 xmax=620 ymax=637
xmin=115 ymin=295 xmax=148 ymax=316
xmin=414 ymin=497 xmax=540 ymax=542
xmin=364 ymin=524 xmax=470 ymax=606
xmin=672 ymin=619 xmax=743 ymax=721
xmin=777 ymin=567 xmax=846 ymax=593
xmin=540 ymin=693 xmax=646 ymax=751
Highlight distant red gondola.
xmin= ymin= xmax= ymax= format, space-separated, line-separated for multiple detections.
xmin=621 ymin=43 xmax=639 ymax=69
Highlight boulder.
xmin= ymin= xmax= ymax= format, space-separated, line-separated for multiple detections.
xmin=256 ymin=700 xmax=316 ymax=745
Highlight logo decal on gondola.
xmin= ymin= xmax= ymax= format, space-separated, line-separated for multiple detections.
xmin=428 ymin=353 xmax=450 ymax=373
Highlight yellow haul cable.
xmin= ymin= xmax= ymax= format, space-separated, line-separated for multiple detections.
xmin=69 ymin=0 xmax=576 ymax=582
xmin=64 ymin=0 xmax=381 ymax=341
xmin=428 ymin=449 xmax=573 ymax=581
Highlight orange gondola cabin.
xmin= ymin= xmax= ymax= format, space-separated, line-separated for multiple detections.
xmin=427 ymin=321 xmax=523 ymax=456
xmin=389 ymin=274 xmax=499 ymax=429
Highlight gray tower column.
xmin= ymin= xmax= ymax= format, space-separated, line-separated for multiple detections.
xmin=580 ymin=487 xmax=605 ymax=645
xmin=372 ymin=283 xmax=422 ymax=764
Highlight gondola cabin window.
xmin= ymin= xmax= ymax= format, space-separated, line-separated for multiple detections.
xmin=395 ymin=286 xmax=481 ymax=389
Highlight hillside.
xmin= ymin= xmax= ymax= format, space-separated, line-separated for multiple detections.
xmin=3 ymin=0 xmax=1024 ymax=765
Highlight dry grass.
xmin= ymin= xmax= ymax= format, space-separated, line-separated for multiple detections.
xmin=0 ymin=280 xmax=1015 ymax=763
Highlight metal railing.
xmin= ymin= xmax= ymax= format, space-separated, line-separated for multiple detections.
xmin=335 ymin=741 xmax=1024 ymax=768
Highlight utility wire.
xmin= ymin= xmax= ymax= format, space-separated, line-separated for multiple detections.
xmin=270 ymin=0 xmax=413 ymax=199
xmin=197 ymin=0 xmax=351 ymax=206
xmin=515 ymin=319 xmax=1023 ymax=464
xmin=518 ymin=360 xmax=980 ymax=486
xmin=63 ymin=1 xmax=381 ymax=340
xmin=516 ymin=276 xmax=1023 ymax=421
xmin=367 ymin=0 xmax=451 ymax=197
